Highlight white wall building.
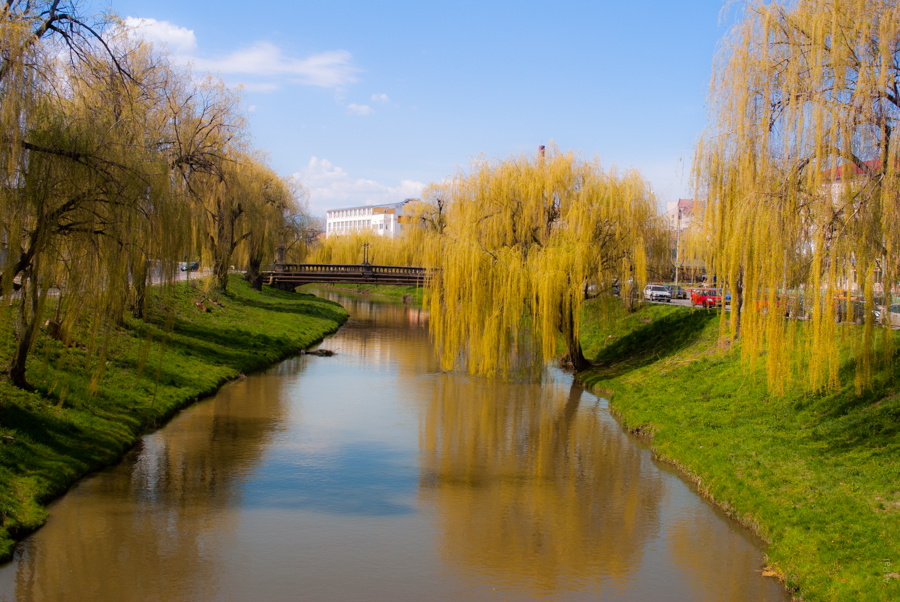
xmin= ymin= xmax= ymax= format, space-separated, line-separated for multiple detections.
xmin=325 ymin=200 xmax=413 ymax=239
xmin=665 ymin=198 xmax=697 ymax=233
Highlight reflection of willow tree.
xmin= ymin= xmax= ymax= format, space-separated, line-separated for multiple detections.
xmin=665 ymin=513 xmax=782 ymax=602
xmin=418 ymin=375 xmax=662 ymax=590
xmin=10 ymin=371 xmax=294 ymax=601
xmin=317 ymin=293 xmax=437 ymax=377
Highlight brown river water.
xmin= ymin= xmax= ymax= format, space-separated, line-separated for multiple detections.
xmin=0 ymin=291 xmax=789 ymax=601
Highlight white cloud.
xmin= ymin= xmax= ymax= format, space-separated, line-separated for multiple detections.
xmin=294 ymin=157 xmax=424 ymax=216
xmin=125 ymin=17 xmax=197 ymax=54
xmin=191 ymin=44 xmax=358 ymax=88
xmin=125 ymin=17 xmax=358 ymax=90
xmin=347 ymin=103 xmax=373 ymax=115
xmin=371 ymin=93 xmax=390 ymax=103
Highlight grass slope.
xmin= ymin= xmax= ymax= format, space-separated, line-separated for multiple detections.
xmin=0 ymin=275 xmax=347 ymax=561
xmin=578 ymin=300 xmax=900 ymax=601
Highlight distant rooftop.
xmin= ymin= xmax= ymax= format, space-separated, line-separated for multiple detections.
xmin=824 ymin=159 xmax=897 ymax=181
xmin=326 ymin=199 xmax=415 ymax=213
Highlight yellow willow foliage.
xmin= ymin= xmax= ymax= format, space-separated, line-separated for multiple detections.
xmin=306 ymin=229 xmax=431 ymax=266
xmin=426 ymin=147 xmax=664 ymax=377
xmin=695 ymin=0 xmax=900 ymax=394
xmin=231 ymin=163 xmax=309 ymax=271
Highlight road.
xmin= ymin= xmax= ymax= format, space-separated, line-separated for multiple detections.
xmin=645 ymin=297 xmax=731 ymax=310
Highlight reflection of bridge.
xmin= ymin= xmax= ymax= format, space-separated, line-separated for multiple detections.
xmin=263 ymin=263 xmax=431 ymax=288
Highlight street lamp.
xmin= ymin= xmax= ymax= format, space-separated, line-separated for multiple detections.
xmin=674 ymin=206 xmax=683 ymax=288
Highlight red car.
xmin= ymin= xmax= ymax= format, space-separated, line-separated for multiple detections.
xmin=691 ymin=288 xmax=721 ymax=308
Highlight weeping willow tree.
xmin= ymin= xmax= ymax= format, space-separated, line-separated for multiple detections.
xmin=235 ymin=161 xmax=310 ymax=290
xmin=425 ymin=147 xmax=663 ymax=377
xmin=0 ymin=21 xmax=184 ymax=389
xmin=0 ymin=9 xmax=303 ymax=390
xmin=695 ymin=0 xmax=900 ymax=394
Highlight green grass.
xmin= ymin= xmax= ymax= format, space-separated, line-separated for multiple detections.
xmin=578 ymin=299 xmax=900 ymax=601
xmin=298 ymin=283 xmax=424 ymax=304
xmin=0 ymin=275 xmax=347 ymax=561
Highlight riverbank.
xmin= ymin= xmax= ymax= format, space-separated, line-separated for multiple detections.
xmin=0 ymin=276 xmax=348 ymax=561
xmin=577 ymin=300 xmax=900 ymax=601
xmin=298 ymin=283 xmax=424 ymax=305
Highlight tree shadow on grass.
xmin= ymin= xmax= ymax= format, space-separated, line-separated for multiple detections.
xmin=581 ymin=309 xmax=718 ymax=388
xmin=0 ymin=400 xmax=133 ymax=498
xmin=805 ymin=354 xmax=900 ymax=454
xmin=148 ymin=315 xmax=339 ymax=381
xmin=231 ymin=293 xmax=347 ymax=323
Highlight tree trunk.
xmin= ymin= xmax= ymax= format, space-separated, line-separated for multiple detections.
xmin=733 ymin=267 xmax=744 ymax=339
xmin=213 ymin=255 xmax=230 ymax=292
xmin=623 ymin=280 xmax=638 ymax=313
xmin=8 ymin=271 xmax=42 ymax=391
xmin=212 ymin=214 xmax=232 ymax=292
xmin=563 ymin=299 xmax=591 ymax=372
xmin=246 ymin=254 xmax=263 ymax=291
xmin=132 ymin=256 xmax=149 ymax=319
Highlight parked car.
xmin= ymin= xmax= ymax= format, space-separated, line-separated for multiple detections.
xmin=876 ymin=304 xmax=900 ymax=327
xmin=180 ymin=261 xmax=200 ymax=272
xmin=835 ymin=299 xmax=876 ymax=324
xmin=691 ymin=288 xmax=721 ymax=308
xmin=756 ymin=294 xmax=794 ymax=316
xmin=643 ymin=284 xmax=672 ymax=302
xmin=665 ymin=284 xmax=688 ymax=299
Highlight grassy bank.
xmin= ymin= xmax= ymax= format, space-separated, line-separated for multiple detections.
xmin=577 ymin=300 xmax=900 ymax=601
xmin=298 ymin=283 xmax=424 ymax=304
xmin=0 ymin=276 xmax=347 ymax=561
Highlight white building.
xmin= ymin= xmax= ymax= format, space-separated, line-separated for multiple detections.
xmin=665 ymin=198 xmax=697 ymax=232
xmin=325 ymin=200 xmax=413 ymax=239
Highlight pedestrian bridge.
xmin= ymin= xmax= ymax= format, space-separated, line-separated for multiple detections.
xmin=263 ymin=263 xmax=432 ymax=288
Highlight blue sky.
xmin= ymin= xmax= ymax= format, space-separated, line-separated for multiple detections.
xmin=113 ymin=0 xmax=733 ymax=216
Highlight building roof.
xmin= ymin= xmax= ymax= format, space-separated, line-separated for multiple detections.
xmin=668 ymin=199 xmax=700 ymax=215
xmin=824 ymin=159 xmax=898 ymax=181
xmin=326 ymin=199 xmax=415 ymax=213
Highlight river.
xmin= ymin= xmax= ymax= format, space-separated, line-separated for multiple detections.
xmin=0 ymin=291 xmax=789 ymax=601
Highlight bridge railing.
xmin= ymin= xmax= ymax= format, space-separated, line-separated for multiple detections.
xmin=264 ymin=263 xmax=429 ymax=275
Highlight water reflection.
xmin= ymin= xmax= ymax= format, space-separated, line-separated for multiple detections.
xmin=0 ymin=291 xmax=788 ymax=602
xmin=666 ymin=505 xmax=782 ymax=602
xmin=419 ymin=374 xmax=664 ymax=593
xmin=242 ymin=441 xmax=415 ymax=515
xmin=1 ymin=363 xmax=301 ymax=602
xmin=310 ymin=290 xmax=435 ymax=376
